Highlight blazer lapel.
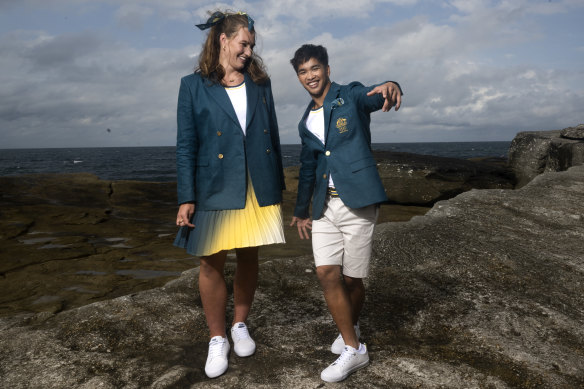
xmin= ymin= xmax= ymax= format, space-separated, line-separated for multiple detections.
xmin=299 ymin=101 xmax=325 ymax=147
xmin=323 ymin=82 xmax=341 ymax=144
xmin=207 ymin=81 xmax=240 ymax=128
xmin=244 ymin=73 xmax=259 ymax=131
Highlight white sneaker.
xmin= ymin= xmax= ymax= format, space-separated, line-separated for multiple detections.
xmin=230 ymin=322 xmax=256 ymax=357
xmin=331 ymin=324 xmax=361 ymax=354
xmin=321 ymin=344 xmax=369 ymax=382
xmin=205 ymin=336 xmax=230 ymax=378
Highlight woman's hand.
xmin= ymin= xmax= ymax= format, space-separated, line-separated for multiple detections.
xmin=176 ymin=203 xmax=195 ymax=228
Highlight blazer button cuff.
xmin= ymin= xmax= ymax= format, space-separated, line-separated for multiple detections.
xmin=217 ymin=131 xmax=222 ymax=136
xmin=218 ymin=153 xmax=224 ymax=159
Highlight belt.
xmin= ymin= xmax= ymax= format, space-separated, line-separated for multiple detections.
xmin=327 ymin=187 xmax=339 ymax=197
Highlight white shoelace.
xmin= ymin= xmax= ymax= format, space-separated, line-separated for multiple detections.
xmin=232 ymin=323 xmax=251 ymax=340
xmin=332 ymin=346 xmax=357 ymax=368
xmin=208 ymin=338 xmax=226 ymax=359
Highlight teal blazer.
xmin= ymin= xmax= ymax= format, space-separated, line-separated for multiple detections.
xmin=294 ymin=81 xmax=398 ymax=219
xmin=176 ymin=72 xmax=285 ymax=210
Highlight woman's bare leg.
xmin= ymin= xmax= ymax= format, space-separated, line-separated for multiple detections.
xmin=232 ymin=246 xmax=259 ymax=325
xmin=199 ymin=251 xmax=228 ymax=338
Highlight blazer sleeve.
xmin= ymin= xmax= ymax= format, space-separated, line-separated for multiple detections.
xmin=265 ymin=79 xmax=286 ymax=191
xmin=176 ymin=76 xmax=198 ymax=205
xmin=351 ymin=81 xmax=404 ymax=114
xmin=293 ymin=138 xmax=317 ymax=219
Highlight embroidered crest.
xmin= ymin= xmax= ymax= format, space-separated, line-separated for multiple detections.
xmin=336 ymin=117 xmax=348 ymax=133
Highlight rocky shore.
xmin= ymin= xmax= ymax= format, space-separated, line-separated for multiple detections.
xmin=0 ymin=151 xmax=514 ymax=318
xmin=1 ymin=127 xmax=583 ymax=388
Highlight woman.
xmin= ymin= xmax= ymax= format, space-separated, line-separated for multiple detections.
xmin=173 ymin=11 xmax=285 ymax=378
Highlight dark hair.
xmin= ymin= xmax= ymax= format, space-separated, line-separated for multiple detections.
xmin=197 ymin=11 xmax=268 ymax=85
xmin=290 ymin=44 xmax=329 ymax=73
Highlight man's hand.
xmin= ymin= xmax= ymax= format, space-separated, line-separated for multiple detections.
xmin=367 ymin=82 xmax=401 ymax=112
xmin=290 ymin=216 xmax=312 ymax=240
xmin=176 ymin=203 xmax=195 ymax=228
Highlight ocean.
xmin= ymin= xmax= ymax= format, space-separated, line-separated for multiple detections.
xmin=0 ymin=142 xmax=510 ymax=182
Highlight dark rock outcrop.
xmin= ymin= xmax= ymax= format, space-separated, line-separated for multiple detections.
xmin=285 ymin=151 xmax=515 ymax=207
xmin=508 ymin=124 xmax=584 ymax=187
xmin=373 ymin=150 xmax=514 ymax=205
xmin=1 ymin=165 xmax=582 ymax=388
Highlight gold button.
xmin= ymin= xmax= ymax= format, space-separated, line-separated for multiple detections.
xmin=217 ymin=131 xmax=222 ymax=136
xmin=218 ymin=153 xmax=224 ymax=159
xmin=262 ymin=97 xmax=266 ymax=104
xmin=325 ymin=150 xmax=331 ymax=156
xmin=323 ymin=174 xmax=327 ymax=179
xmin=264 ymin=129 xmax=268 ymax=134
xmin=266 ymin=149 xmax=271 ymax=154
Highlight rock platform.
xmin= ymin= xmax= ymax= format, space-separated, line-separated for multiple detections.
xmin=1 ymin=162 xmax=582 ymax=388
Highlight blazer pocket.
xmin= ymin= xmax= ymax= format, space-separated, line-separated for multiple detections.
xmin=350 ymin=156 xmax=377 ymax=173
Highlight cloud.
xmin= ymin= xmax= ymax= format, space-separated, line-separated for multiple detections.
xmin=0 ymin=0 xmax=582 ymax=148
xmin=114 ymin=4 xmax=154 ymax=30
xmin=0 ymin=28 xmax=196 ymax=148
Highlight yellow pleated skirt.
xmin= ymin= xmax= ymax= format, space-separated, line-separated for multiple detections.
xmin=174 ymin=178 xmax=285 ymax=257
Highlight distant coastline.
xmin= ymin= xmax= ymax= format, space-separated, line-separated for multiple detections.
xmin=0 ymin=141 xmax=510 ymax=182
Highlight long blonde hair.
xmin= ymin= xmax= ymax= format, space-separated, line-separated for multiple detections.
xmin=196 ymin=12 xmax=268 ymax=85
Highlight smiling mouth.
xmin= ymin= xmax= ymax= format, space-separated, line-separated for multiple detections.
xmin=307 ymin=80 xmax=319 ymax=88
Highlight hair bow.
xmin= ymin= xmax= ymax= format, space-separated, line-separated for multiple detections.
xmin=195 ymin=11 xmax=254 ymax=31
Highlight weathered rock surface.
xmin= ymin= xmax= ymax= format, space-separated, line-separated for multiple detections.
xmin=508 ymin=124 xmax=584 ymax=187
xmin=560 ymin=124 xmax=584 ymax=140
xmin=1 ymin=165 xmax=582 ymax=388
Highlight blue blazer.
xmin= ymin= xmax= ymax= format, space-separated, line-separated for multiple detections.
xmin=176 ymin=72 xmax=285 ymax=210
xmin=294 ymin=81 xmax=393 ymax=220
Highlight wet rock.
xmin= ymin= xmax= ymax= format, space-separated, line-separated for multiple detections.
xmin=1 ymin=166 xmax=582 ymax=388
xmin=0 ymin=173 xmax=197 ymax=316
xmin=508 ymin=125 xmax=584 ymax=187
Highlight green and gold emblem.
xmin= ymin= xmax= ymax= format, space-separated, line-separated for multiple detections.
xmin=336 ymin=117 xmax=348 ymax=133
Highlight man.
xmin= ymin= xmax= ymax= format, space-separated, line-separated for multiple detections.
xmin=289 ymin=44 xmax=402 ymax=382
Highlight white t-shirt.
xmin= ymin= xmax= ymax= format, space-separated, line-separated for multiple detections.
xmin=306 ymin=106 xmax=335 ymax=188
xmin=225 ymin=82 xmax=247 ymax=134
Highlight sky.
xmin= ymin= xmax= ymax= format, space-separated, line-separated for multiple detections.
xmin=0 ymin=0 xmax=583 ymax=148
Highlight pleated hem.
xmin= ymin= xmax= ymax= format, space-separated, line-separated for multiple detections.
xmin=173 ymin=179 xmax=285 ymax=257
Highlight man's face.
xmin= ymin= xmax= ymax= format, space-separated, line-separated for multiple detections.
xmin=296 ymin=57 xmax=330 ymax=99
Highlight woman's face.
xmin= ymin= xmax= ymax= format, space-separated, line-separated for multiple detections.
xmin=220 ymin=26 xmax=255 ymax=73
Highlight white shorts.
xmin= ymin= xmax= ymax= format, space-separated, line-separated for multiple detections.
xmin=312 ymin=197 xmax=379 ymax=278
